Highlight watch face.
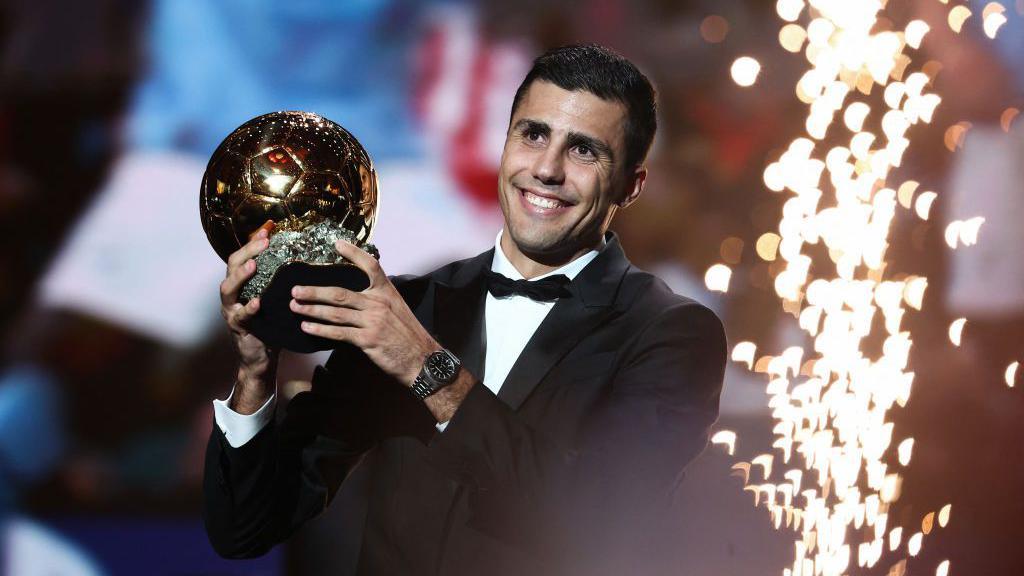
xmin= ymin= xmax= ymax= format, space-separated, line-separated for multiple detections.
xmin=425 ymin=350 xmax=458 ymax=382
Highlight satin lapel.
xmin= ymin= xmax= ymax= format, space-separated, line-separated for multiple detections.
xmin=497 ymin=233 xmax=631 ymax=410
xmin=496 ymin=298 xmax=612 ymax=410
xmin=431 ymin=250 xmax=492 ymax=381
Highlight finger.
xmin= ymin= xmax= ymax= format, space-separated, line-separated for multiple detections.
xmin=248 ymin=220 xmax=275 ymax=240
xmin=244 ymin=295 xmax=261 ymax=316
xmin=289 ymin=299 xmax=362 ymax=326
xmin=227 ymin=231 xmax=270 ymax=270
xmin=300 ymin=321 xmax=361 ymax=344
xmin=291 ymin=285 xmax=369 ymax=310
xmin=220 ymin=259 xmax=258 ymax=306
xmin=334 ymin=239 xmax=385 ymax=287
xmin=227 ymin=231 xmax=268 ymax=270
xmin=226 ymin=297 xmax=261 ymax=330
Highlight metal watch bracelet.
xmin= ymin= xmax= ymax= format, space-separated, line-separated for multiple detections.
xmin=410 ymin=349 xmax=460 ymax=400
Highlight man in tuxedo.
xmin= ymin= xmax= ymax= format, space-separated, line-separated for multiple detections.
xmin=205 ymin=44 xmax=726 ymax=575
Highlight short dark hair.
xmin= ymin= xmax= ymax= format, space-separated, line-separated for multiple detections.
xmin=510 ymin=44 xmax=657 ymax=170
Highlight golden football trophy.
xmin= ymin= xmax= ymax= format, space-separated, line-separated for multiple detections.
xmin=200 ymin=111 xmax=380 ymax=352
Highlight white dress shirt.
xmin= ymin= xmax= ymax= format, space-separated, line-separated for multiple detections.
xmin=213 ymin=230 xmax=602 ymax=446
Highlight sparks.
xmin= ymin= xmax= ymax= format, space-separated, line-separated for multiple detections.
xmin=731 ymin=56 xmax=762 ymax=87
xmin=948 ymin=318 xmax=967 ymax=347
xmin=705 ymin=263 xmax=733 ymax=293
xmin=718 ymin=1 xmax=964 ymax=573
xmin=711 ymin=430 xmax=739 ymax=456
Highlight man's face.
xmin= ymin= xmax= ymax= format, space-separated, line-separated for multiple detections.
xmin=498 ymin=80 xmax=638 ymax=262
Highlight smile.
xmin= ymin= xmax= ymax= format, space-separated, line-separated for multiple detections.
xmin=518 ymin=187 xmax=572 ymax=215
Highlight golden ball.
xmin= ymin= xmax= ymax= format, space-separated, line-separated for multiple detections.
xmin=199 ymin=111 xmax=378 ymax=262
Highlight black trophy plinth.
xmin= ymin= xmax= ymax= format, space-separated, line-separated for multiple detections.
xmin=247 ymin=261 xmax=370 ymax=353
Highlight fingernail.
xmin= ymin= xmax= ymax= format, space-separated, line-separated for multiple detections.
xmin=292 ymin=286 xmax=302 ymax=296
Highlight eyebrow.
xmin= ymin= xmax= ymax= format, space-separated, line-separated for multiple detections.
xmin=513 ymin=118 xmax=615 ymax=162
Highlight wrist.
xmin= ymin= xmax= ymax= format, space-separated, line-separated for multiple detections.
xmin=232 ymin=362 xmax=277 ymax=415
xmin=424 ymin=368 xmax=475 ymax=423
xmin=410 ymin=347 xmax=462 ymax=400
xmin=404 ymin=337 xmax=441 ymax=387
xmin=237 ymin=358 xmax=276 ymax=388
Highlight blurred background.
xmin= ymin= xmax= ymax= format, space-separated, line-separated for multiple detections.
xmin=0 ymin=0 xmax=1022 ymax=574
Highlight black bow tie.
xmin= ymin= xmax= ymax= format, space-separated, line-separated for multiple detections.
xmin=484 ymin=269 xmax=572 ymax=302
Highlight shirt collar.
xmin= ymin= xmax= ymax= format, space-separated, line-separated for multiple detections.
xmin=490 ymin=229 xmax=603 ymax=281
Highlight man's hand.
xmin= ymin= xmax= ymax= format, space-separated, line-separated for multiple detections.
xmin=220 ymin=226 xmax=280 ymax=414
xmin=290 ymin=239 xmax=440 ymax=387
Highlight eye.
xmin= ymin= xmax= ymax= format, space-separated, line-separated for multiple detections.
xmin=524 ymin=128 xmax=544 ymax=143
xmin=572 ymin=144 xmax=596 ymax=160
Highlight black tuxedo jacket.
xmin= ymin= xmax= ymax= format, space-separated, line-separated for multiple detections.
xmin=204 ymin=233 xmax=727 ymax=575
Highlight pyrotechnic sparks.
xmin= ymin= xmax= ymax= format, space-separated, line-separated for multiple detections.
xmin=1007 ymin=361 xmax=1019 ymax=387
xmin=711 ymin=430 xmax=738 ymax=455
xmin=914 ymin=191 xmax=937 ymax=220
xmin=897 ymin=438 xmax=914 ymax=466
xmin=732 ymin=461 xmax=752 ymax=483
xmin=720 ymin=237 xmax=746 ymax=264
xmin=732 ymin=341 xmax=758 ymax=370
xmin=921 ymin=59 xmax=944 ymax=81
xmin=777 ymin=0 xmax=805 ymax=22
xmin=947 ymin=5 xmax=972 ymax=33
xmin=705 ymin=263 xmax=733 ymax=292
xmin=700 ymin=15 xmax=730 ymax=44
xmin=908 ymin=532 xmax=923 ymax=556
xmin=757 ymin=232 xmax=783 ymax=261
xmin=922 ymin=511 xmax=935 ymax=534
xmin=896 ymin=180 xmax=918 ymax=209
xmin=709 ymin=1 xmax=980 ymax=574
xmin=948 ymin=318 xmax=967 ymax=346
xmin=904 ymin=20 xmax=930 ymax=49
xmin=780 ymin=24 xmax=809 ymax=53
xmin=943 ymin=121 xmax=971 ymax=152
xmin=889 ymin=526 xmax=903 ymax=551
xmin=944 ymin=216 xmax=985 ymax=249
xmin=1001 ymin=107 xmax=1020 ymax=132
xmin=731 ymin=56 xmax=762 ymax=87
xmin=903 ymin=276 xmax=928 ymax=310
xmin=982 ymin=2 xmax=1008 ymax=38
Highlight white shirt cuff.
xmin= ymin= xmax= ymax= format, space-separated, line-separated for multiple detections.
xmin=212 ymin=387 xmax=276 ymax=448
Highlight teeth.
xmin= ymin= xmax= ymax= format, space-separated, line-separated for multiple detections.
xmin=524 ymin=191 xmax=564 ymax=209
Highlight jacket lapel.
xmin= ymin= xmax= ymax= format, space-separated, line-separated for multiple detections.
xmin=431 ymin=249 xmax=492 ymax=382
xmin=429 ymin=233 xmax=632 ymax=411
xmin=497 ymin=233 xmax=631 ymax=410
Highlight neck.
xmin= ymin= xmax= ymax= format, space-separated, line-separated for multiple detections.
xmin=499 ymin=229 xmax=603 ymax=279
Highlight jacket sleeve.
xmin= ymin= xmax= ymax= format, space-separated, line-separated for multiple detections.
xmin=426 ymin=301 xmax=727 ymax=573
xmin=202 ymin=344 xmax=378 ymax=559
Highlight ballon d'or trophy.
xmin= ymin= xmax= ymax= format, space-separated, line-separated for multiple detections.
xmin=200 ymin=111 xmax=380 ymax=352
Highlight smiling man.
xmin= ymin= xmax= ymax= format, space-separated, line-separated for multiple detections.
xmin=499 ymin=79 xmax=642 ymax=270
xmin=204 ymin=44 xmax=726 ymax=576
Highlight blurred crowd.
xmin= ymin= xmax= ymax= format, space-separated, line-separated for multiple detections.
xmin=0 ymin=0 xmax=1021 ymax=574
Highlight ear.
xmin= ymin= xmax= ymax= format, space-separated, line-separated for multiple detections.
xmin=618 ymin=166 xmax=647 ymax=208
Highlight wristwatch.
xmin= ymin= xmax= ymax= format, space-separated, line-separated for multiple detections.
xmin=410 ymin=348 xmax=461 ymax=400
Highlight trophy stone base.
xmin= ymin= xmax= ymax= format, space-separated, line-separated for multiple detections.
xmin=247 ymin=261 xmax=370 ymax=353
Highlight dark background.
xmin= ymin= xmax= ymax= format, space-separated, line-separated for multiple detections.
xmin=0 ymin=0 xmax=1022 ymax=574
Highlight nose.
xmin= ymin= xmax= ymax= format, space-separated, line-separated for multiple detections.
xmin=532 ymin=145 xmax=565 ymax=185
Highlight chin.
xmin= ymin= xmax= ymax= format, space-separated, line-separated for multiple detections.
xmin=508 ymin=225 xmax=554 ymax=252
xmin=510 ymin=225 xmax=582 ymax=259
